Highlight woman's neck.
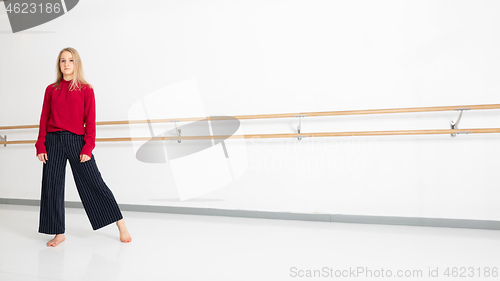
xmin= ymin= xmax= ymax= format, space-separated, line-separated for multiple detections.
xmin=63 ymin=75 xmax=73 ymax=81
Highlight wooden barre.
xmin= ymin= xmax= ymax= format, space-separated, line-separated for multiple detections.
xmin=1 ymin=128 xmax=499 ymax=145
xmin=1 ymin=103 xmax=499 ymax=130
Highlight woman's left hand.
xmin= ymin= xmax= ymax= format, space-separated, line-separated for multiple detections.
xmin=80 ymin=154 xmax=91 ymax=163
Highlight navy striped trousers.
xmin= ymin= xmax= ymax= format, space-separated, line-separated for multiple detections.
xmin=39 ymin=131 xmax=123 ymax=235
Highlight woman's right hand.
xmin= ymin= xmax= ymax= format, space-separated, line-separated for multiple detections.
xmin=37 ymin=153 xmax=48 ymax=164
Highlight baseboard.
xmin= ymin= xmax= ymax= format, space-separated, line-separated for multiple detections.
xmin=1 ymin=198 xmax=499 ymax=230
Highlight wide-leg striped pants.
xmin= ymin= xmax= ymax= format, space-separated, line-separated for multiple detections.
xmin=39 ymin=131 xmax=123 ymax=235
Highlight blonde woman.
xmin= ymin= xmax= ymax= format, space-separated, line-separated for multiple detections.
xmin=35 ymin=47 xmax=131 ymax=247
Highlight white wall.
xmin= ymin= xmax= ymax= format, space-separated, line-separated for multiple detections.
xmin=1 ymin=0 xmax=499 ymax=220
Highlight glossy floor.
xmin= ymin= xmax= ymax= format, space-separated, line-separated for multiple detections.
xmin=1 ymin=204 xmax=499 ymax=281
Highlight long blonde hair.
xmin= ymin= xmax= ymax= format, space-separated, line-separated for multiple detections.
xmin=54 ymin=47 xmax=92 ymax=90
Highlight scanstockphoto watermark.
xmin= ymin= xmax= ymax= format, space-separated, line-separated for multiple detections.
xmin=290 ymin=266 xmax=424 ymax=278
xmin=289 ymin=266 xmax=499 ymax=278
xmin=3 ymin=0 xmax=79 ymax=33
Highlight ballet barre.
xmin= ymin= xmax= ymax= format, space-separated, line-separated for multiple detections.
xmin=1 ymin=103 xmax=500 ymax=146
xmin=1 ymin=103 xmax=500 ymax=130
xmin=1 ymin=128 xmax=500 ymax=146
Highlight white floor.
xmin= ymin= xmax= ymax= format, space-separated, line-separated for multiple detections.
xmin=1 ymin=204 xmax=500 ymax=281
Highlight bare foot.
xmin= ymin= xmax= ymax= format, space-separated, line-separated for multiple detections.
xmin=116 ymin=219 xmax=132 ymax=243
xmin=47 ymin=234 xmax=65 ymax=247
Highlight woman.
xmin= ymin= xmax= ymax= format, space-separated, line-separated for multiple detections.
xmin=35 ymin=47 xmax=131 ymax=247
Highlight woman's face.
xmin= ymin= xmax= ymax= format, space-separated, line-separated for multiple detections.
xmin=59 ymin=51 xmax=74 ymax=78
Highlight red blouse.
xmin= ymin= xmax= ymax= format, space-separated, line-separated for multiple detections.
xmin=35 ymin=78 xmax=96 ymax=157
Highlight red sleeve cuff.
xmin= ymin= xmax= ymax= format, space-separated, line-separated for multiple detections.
xmin=35 ymin=141 xmax=46 ymax=156
xmin=80 ymin=145 xmax=93 ymax=157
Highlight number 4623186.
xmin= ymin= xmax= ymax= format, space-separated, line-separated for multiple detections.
xmin=443 ymin=267 xmax=498 ymax=278
xmin=5 ymin=2 xmax=62 ymax=14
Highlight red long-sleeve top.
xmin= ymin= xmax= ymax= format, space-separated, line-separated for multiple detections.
xmin=35 ymin=78 xmax=96 ymax=156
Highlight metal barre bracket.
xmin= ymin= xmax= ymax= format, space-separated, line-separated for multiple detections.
xmin=171 ymin=120 xmax=181 ymax=143
xmin=451 ymin=109 xmax=469 ymax=137
xmin=0 ymin=135 xmax=6 ymax=147
xmin=295 ymin=115 xmax=306 ymax=141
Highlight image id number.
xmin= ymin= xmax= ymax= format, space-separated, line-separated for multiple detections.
xmin=444 ymin=267 xmax=498 ymax=278
xmin=6 ymin=2 xmax=62 ymax=14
